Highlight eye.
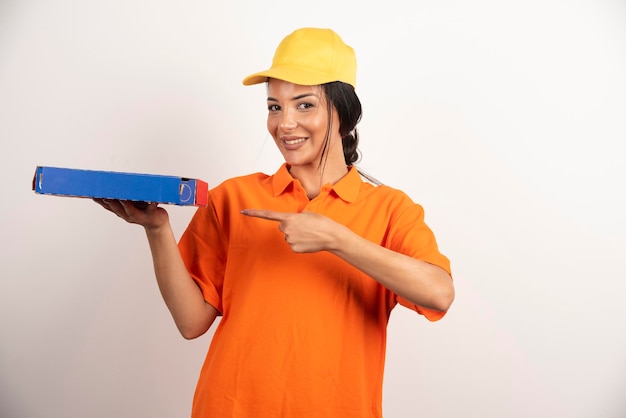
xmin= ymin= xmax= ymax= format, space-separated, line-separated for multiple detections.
xmin=268 ymin=104 xmax=281 ymax=112
xmin=297 ymin=102 xmax=314 ymax=110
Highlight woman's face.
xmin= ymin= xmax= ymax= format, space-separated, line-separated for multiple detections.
xmin=266 ymin=79 xmax=343 ymax=170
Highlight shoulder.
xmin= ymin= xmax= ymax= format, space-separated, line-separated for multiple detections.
xmin=357 ymin=183 xmax=427 ymax=225
xmin=360 ymin=182 xmax=417 ymax=206
xmin=191 ymin=172 xmax=271 ymax=226
xmin=202 ymin=171 xmax=280 ymax=216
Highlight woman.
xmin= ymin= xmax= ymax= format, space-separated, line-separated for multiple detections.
xmin=96 ymin=27 xmax=454 ymax=418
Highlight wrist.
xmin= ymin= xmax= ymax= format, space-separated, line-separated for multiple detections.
xmin=327 ymin=223 xmax=352 ymax=253
xmin=144 ymin=222 xmax=172 ymax=239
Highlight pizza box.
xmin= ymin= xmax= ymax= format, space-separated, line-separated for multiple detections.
xmin=33 ymin=166 xmax=209 ymax=207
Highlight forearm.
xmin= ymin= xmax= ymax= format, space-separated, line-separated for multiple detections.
xmin=145 ymin=224 xmax=217 ymax=339
xmin=329 ymin=226 xmax=454 ymax=312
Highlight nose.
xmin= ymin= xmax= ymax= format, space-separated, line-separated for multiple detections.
xmin=279 ymin=108 xmax=297 ymax=131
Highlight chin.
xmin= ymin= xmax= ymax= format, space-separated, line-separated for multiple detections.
xmin=282 ymin=154 xmax=314 ymax=167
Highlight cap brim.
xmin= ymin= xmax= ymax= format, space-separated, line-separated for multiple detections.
xmin=242 ymin=66 xmax=347 ymax=87
xmin=241 ymin=71 xmax=270 ymax=86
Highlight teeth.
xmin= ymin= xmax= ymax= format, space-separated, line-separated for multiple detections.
xmin=284 ymin=138 xmax=306 ymax=145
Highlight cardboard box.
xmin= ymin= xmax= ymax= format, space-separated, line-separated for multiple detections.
xmin=33 ymin=166 xmax=209 ymax=207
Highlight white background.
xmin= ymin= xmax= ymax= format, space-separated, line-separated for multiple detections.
xmin=1 ymin=1 xmax=625 ymax=417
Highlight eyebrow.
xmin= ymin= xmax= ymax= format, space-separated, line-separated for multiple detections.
xmin=267 ymin=93 xmax=318 ymax=102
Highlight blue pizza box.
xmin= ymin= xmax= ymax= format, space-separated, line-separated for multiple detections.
xmin=33 ymin=166 xmax=209 ymax=207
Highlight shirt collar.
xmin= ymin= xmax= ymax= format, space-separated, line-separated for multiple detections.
xmin=271 ymin=164 xmax=296 ymax=196
xmin=271 ymin=163 xmax=362 ymax=203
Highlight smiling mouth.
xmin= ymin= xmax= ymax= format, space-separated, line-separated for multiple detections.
xmin=283 ymin=138 xmax=307 ymax=145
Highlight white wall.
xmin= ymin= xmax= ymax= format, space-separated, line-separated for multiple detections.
xmin=1 ymin=1 xmax=625 ymax=417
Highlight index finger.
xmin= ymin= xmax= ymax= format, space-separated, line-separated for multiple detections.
xmin=241 ymin=209 xmax=291 ymax=222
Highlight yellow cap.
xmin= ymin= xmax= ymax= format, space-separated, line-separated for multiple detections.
xmin=242 ymin=28 xmax=357 ymax=88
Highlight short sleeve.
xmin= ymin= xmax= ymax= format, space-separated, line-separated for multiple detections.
xmin=178 ymin=193 xmax=228 ymax=314
xmin=386 ymin=198 xmax=452 ymax=321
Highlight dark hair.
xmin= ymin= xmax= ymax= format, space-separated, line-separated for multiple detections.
xmin=321 ymin=82 xmax=381 ymax=184
xmin=321 ymin=82 xmax=362 ymax=166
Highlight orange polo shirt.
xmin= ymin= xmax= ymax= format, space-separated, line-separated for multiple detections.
xmin=178 ymin=164 xmax=451 ymax=418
